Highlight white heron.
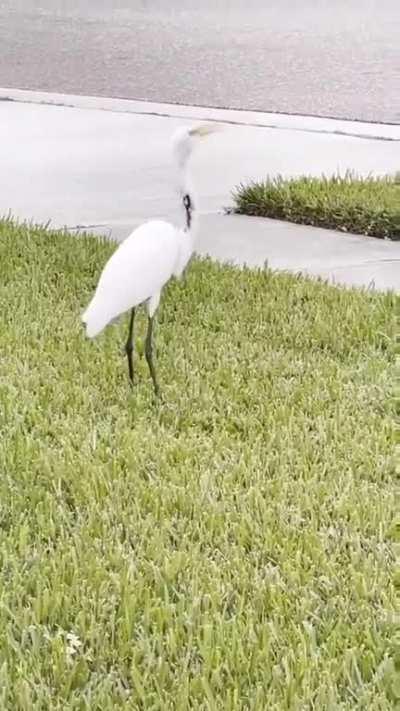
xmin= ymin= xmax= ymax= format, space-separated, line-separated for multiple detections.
xmin=81 ymin=123 xmax=219 ymax=396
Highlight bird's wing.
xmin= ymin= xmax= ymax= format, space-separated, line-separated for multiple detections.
xmin=83 ymin=220 xmax=179 ymax=336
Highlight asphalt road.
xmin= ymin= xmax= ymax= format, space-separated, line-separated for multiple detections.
xmin=1 ymin=0 xmax=399 ymax=123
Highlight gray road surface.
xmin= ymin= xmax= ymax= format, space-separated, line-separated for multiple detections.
xmin=1 ymin=0 xmax=399 ymax=123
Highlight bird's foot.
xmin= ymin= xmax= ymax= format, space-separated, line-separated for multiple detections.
xmin=152 ymin=384 xmax=163 ymax=403
xmin=127 ymin=368 xmax=136 ymax=388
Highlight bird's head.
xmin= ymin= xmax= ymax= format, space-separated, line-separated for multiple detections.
xmin=171 ymin=122 xmax=222 ymax=170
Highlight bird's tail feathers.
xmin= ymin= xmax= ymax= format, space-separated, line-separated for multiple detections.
xmin=81 ymin=301 xmax=108 ymax=338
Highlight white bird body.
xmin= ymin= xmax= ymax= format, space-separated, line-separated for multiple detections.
xmin=83 ymin=219 xmax=193 ymax=338
xmin=81 ymin=122 xmax=220 ymax=394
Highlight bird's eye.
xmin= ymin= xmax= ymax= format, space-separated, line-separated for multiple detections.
xmin=183 ymin=194 xmax=191 ymax=210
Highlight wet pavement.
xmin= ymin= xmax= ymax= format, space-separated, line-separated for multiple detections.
xmin=1 ymin=0 xmax=399 ymax=124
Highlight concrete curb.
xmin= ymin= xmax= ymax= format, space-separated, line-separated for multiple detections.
xmin=1 ymin=87 xmax=399 ymax=142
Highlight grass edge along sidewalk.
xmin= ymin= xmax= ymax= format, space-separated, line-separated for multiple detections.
xmin=0 ymin=219 xmax=396 ymax=708
xmin=233 ymin=173 xmax=400 ymax=241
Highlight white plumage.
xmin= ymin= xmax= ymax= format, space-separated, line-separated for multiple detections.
xmin=83 ymin=220 xmax=183 ymax=338
xmin=81 ymin=122 xmax=219 ymax=395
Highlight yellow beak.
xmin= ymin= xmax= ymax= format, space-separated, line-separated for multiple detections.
xmin=189 ymin=122 xmax=224 ymax=137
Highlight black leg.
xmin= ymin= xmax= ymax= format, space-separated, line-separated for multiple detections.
xmin=125 ymin=308 xmax=136 ymax=383
xmin=145 ymin=316 xmax=160 ymax=397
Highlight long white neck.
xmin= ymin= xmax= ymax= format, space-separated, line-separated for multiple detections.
xmin=172 ymin=126 xmax=203 ymax=237
xmin=170 ymin=164 xmax=197 ymax=278
xmin=177 ymin=167 xmax=198 ymax=236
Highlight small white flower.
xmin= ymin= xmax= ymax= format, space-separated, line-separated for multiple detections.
xmin=66 ymin=632 xmax=82 ymax=659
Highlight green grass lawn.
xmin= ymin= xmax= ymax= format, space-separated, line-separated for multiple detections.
xmin=0 ymin=220 xmax=396 ymax=709
xmin=233 ymin=174 xmax=400 ymax=240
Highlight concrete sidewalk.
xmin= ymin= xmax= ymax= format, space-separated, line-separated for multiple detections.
xmin=1 ymin=89 xmax=399 ymax=291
